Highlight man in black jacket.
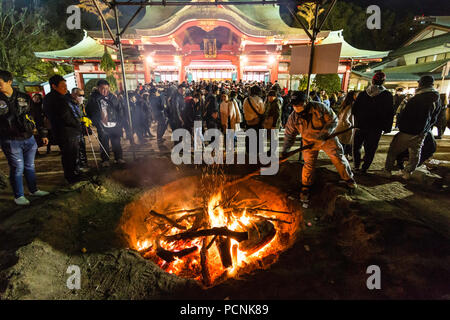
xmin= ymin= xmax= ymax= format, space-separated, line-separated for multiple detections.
xmin=352 ymin=71 xmax=394 ymax=173
xmin=149 ymin=88 xmax=167 ymax=142
xmin=384 ymin=75 xmax=441 ymax=179
xmin=0 ymin=70 xmax=49 ymax=205
xmin=204 ymin=85 xmax=220 ymax=124
xmin=167 ymin=84 xmax=185 ymax=131
xmin=43 ymin=75 xmax=83 ymax=184
xmin=86 ymin=79 xmax=126 ymax=167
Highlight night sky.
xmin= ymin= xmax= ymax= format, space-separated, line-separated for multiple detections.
xmin=345 ymin=0 xmax=450 ymax=16
xmin=107 ymin=0 xmax=450 ymax=17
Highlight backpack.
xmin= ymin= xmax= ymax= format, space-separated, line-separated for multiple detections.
xmin=247 ymin=97 xmax=265 ymax=127
xmin=0 ymin=93 xmax=36 ymax=137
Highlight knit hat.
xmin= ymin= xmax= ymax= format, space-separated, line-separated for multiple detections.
xmin=418 ymin=75 xmax=434 ymax=87
xmin=372 ymin=71 xmax=386 ymax=84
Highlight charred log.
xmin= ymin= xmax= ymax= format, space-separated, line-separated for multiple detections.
xmin=146 ymin=210 xmax=187 ymax=230
xmin=164 ymin=227 xmax=249 ymax=242
xmin=200 ymin=237 xmax=211 ymax=287
xmin=156 ymin=246 xmax=198 ymax=263
xmin=239 ymin=220 xmax=276 ymax=254
xmin=216 ymin=236 xmax=232 ymax=268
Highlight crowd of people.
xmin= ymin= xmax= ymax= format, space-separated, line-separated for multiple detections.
xmin=0 ymin=69 xmax=448 ymax=206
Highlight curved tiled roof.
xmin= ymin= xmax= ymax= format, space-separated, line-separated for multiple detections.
xmin=132 ymin=1 xmax=285 ymax=31
xmin=104 ymin=3 xmax=310 ymax=38
xmin=321 ymin=30 xmax=389 ymax=58
xmin=134 ymin=6 xmax=278 ymax=38
xmin=390 ymin=32 xmax=450 ymax=58
xmin=35 ymin=34 xmax=116 ymax=60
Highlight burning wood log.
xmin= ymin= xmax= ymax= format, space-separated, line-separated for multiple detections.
xmin=248 ymin=208 xmax=292 ymax=215
xmin=229 ymin=207 xmax=292 ymax=215
xmin=188 ymin=208 xmax=208 ymax=232
xmin=165 ymin=208 xmax=203 ymax=216
xmin=164 ymin=227 xmax=249 ymax=242
xmin=232 ymin=244 xmax=238 ymax=264
xmin=252 ymin=215 xmax=292 ymax=225
xmin=233 ymin=199 xmax=267 ymax=209
xmin=156 ymin=246 xmax=198 ymax=263
xmin=216 ymin=236 xmax=232 ymax=268
xmin=239 ymin=220 xmax=276 ymax=254
xmin=200 ymin=237 xmax=211 ymax=287
xmin=175 ymin=213 xmax=199 ymax=223
xmin=214 ymin=191 xmax=239 ymax=210
xmin=206 ymin=235 xmax=218 ymax=250
xmin=146 ymin=210 xmax=187 ymax=230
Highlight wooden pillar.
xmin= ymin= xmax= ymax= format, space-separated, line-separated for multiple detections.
xmin=179 ymin=56 xmax=186 ymax=83
xmin=342 ymin=65 xmax=351 ymax=92
xmin=270 ymin=59 xmax=279 ymax=83
xmin=231 ymin=56 xmax=240 ymax=81
xmin=143 ymin=58 xmax=152 ymax=83
xmin=238 ymin=56 xmax=244 ymax=81
xmin=74 ymin=64 xmax=83 ymax=89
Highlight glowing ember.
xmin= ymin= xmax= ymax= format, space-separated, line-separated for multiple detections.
xmin=120 ymin=176 xmax=301 ymax=287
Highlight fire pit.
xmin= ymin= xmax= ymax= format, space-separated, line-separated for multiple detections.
xmin=119 ymin=174 xmax=301 ymax=287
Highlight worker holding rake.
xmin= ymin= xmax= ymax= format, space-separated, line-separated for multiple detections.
xmin=282 ymin=91 xmax=356 ymax=206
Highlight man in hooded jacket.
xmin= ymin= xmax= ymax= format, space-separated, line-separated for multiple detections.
xmin=352 ymin=71 xmax=395 ymax=173
xmin=383 ymin=75 xmax=441 ymax=179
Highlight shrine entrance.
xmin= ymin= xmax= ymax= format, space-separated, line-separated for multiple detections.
xmin=186 ymin=60 xmax=237 ymax=82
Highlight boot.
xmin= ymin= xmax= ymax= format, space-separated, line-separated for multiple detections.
xmin=300 ymin=186 xmax=311 ymax=208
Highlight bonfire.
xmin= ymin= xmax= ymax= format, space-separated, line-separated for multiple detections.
xmin=121 ymin=171 xmax=301 ymax=287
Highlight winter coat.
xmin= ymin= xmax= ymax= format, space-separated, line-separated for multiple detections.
xmin=30 ymin=100 xmax=47 ymax=132
xmin=243 ymin=95 xmax=265 ymax=126
xmin=263 ymin=98 xmax=282 ymax=129
xmin=168 ymin=92 xmax=185 ymax=126
xmin=43 ymin=90 xmax=81 ymax=141
xmin=149 ymin=95 xmax=165 ymax=119
xmin=397 ymin=86 xmax=441 ymax=135
xmin=204 ymin=93 xmax=219 ymax=121
xmin=352 ymin=85 xmax=394 ymax=132
xmin=335 ymin=102 xmax=354 ymax=145
xmin=0 ymin=89 xmax=47 ymax=140
xmin=283 ymin=101 xmax=338 ymax=150
xmin=281 ymin=95 xmax=293 ymax=127
xmin=206 ymin=116 xmax=221 ymax=130
xmin=86 ymin=90 xmax=126 ymax=132
xmin=220 ymin=99 xmax=242 ymax=130
xmin=183 ymin=96 xmax=195 ymax=130
xmin=393 ymin=93 xmax=406 ymax=113
xmin=129 ymin=98 xmax=147 ymax=131
xmin=232 ymin=98 xmax=244 ymax=124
